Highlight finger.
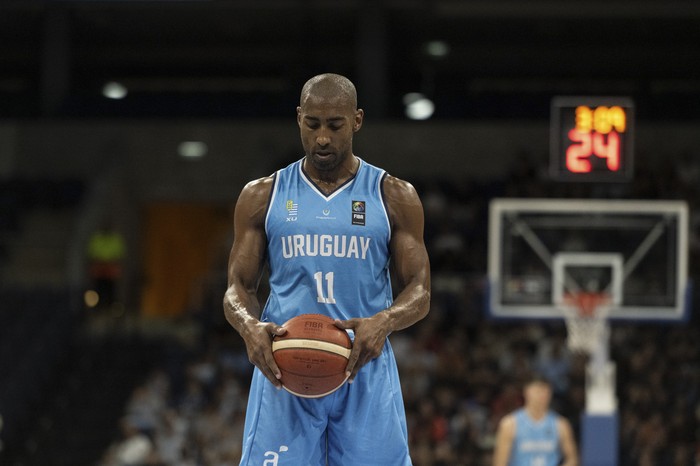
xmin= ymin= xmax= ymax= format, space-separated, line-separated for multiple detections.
xmin=347 ymin=359 xmax=363 ymax=384
xmin=266 ymin=323 xmax=287 ymax=337
xmin=263 ymin=326 xmax=285 ymax=384
xmin=259 ymin=365 xmax=283 ymax=388
xmin=248 ymin=350 xmax=279 ymax=387
xmin=333 ymin=318 xmax=357 ymax=330
xmin=250 ymin=325 xmax=284 ymax=388
xmin=267 ymin=349 xmax=282 ymax=379
xmin=345 ymin=347 xmax=361 ymax=382
xmin=262 ymin=351 xmax=283 ymax=388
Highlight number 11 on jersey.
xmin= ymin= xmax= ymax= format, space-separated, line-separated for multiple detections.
xmin=314 ymin=271 xmax=336 ymax=304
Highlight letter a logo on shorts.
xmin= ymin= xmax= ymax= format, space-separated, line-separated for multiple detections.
xmin=352 ymin=200 xmax=366 ymax=226
xmin=263 ymin=445 xmax=288 ymax=465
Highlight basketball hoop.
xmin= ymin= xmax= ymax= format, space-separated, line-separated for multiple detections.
xmin=560 ymin=292 xmax=611 ymax=355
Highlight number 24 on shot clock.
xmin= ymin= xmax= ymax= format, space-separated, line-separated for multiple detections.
xmin=550 ymin=97 xmax=634 ymax=181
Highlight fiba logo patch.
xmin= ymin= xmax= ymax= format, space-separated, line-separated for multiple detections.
xmin=286 ymin=200 xmax=298 ymax=222
xmin=352 ymin=200 xmax=366 ymax=226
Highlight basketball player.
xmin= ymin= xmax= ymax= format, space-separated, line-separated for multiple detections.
xmin=493 ymin=374 xmax=579 ymax=466
xmin=224 ymin=73 xmax=431 ymax=465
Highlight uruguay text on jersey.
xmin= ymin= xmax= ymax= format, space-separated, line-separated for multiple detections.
xmin=280 ymin=234 xmax=372 ymax=260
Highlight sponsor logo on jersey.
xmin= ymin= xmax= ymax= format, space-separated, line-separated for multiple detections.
xmin=352 ymin=200 xmax=366 ymax=226
xmin=316 ymin=207 xmax=336 ymax=220
xmin=519 ymin=439 xmax=556 ymax=452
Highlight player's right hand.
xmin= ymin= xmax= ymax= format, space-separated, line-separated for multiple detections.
xmin=242 ymin=321 xmax=287 ymax=388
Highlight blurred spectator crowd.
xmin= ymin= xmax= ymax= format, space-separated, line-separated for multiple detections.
xmin=100 ymin=151 xmax=700 ymax=466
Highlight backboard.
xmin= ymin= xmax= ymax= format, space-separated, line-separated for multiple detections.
xmin=487 ymin=198 xmax=689 ymax=321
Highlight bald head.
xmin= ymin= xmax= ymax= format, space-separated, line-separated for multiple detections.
xmin=300 ymin=73 xmax=358 ymax=110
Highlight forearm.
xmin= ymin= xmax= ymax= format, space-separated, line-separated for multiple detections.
xmin=561 ymin=444 xmax=579 ymax=466
xmin=378 ymin=281 xmax=430 ymax=333
xmin=223 ymin=284 xmax=262 ymax=337
xmin=492 ymin=446 xmax=510 ymax=466
xmin=492 ymin=454 xmax=509 ymax=466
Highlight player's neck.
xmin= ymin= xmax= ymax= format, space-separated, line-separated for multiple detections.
xmin=304 ymin=155 xmax=359 ymax=192
xmin=525 ymin=406 xmax=547 ymax=421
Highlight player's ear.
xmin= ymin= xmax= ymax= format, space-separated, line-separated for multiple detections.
xmin=297 ymin=106 xmax=302 ymax=127
xmin=353 ymin=108 xmax=364 ymax=132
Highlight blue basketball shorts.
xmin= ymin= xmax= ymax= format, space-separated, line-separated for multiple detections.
xmin=238 ymin=341 xmax=412 ymax=466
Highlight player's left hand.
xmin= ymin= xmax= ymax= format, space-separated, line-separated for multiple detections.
xmin=334 ymin=313 xmax=390 ymax=383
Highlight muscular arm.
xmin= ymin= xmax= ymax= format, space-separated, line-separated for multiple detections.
xmin=336 ymin=175 xmax=431 ymax=381
xmin=382 ymin=175 xmax=431 ymax=330
xmin=558 ymin=417 xmax=579 ymax=466
xmin=223 ymin=176 xmax=286 ymax=388
xmin=492 ymin=415 xmax=516 ymax=466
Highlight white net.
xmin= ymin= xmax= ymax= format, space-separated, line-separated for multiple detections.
xmin=559 ymin=292 xmax=618 ymax=415
xmin=560 ymin=293 xmax=611 ymax=355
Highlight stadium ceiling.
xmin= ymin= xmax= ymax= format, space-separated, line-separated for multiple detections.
xmin=1 ymin=0 xmax=699 ymax=120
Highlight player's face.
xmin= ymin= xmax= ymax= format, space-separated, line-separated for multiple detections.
xmin=524 ymin=381 xmax=552 ymax=409
xmin=297 ymin=96 xmax=363 ymax=173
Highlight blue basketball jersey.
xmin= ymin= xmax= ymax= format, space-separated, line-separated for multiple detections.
xmin=238 ymin=157 xmax=411 ymax=465
xmin=510 ymin=409 xmax=562 ymax=466
xmin=263 ymin=157 xmax=392 ymax=324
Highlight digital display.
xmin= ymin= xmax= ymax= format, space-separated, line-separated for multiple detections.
xmin=550 ymin=97 xmax=634 ymax=181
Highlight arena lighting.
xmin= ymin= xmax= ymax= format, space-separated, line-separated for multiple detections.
xmin=178 ymin=141 xmax=208 ymax=158
xmin=403 ymin=93 xmax=435 ymax=120
xmin=424 ymin=40 xmax=450 ymax=58
xmin=102 ymin=81 xmax=128 ymax=99
xmin=84 ymin=290 xmax=99 ymax=308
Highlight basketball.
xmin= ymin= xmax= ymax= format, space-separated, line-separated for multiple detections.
xmin=272 ymin=314 xmax=352 ymax=398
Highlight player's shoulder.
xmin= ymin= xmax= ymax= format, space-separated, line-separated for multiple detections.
xmin=555 ymin=413 xmax=574 ymax=430
xmin=498 ymin=412 xmax=518 ymax=428
xmin=380 ymin=174 xmax=424 ymax=228
xmin=235 ymin=175 xmax=276 ymax=223
xmin=496 ymin=412 xmax=518 ymax=438
xmin=240 ymin=175 xmax=275 ymax=199
xmin=382 ymin=174 xmax=421 ymax=205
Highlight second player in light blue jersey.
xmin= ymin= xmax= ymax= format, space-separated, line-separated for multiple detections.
xmin=493 ymin=375 xmax=579 ymax=466
xmin=224 ymin=73 xmax=431 ymax=465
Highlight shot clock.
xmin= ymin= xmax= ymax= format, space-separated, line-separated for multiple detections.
xmin=550 ymin=97 xmax=634 ymax=181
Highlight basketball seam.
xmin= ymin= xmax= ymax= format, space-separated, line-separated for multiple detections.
xmin=272 ymin=339 xmax=352 ymax=358
xmin=282 ymin=374 xmax=350 ymax=399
